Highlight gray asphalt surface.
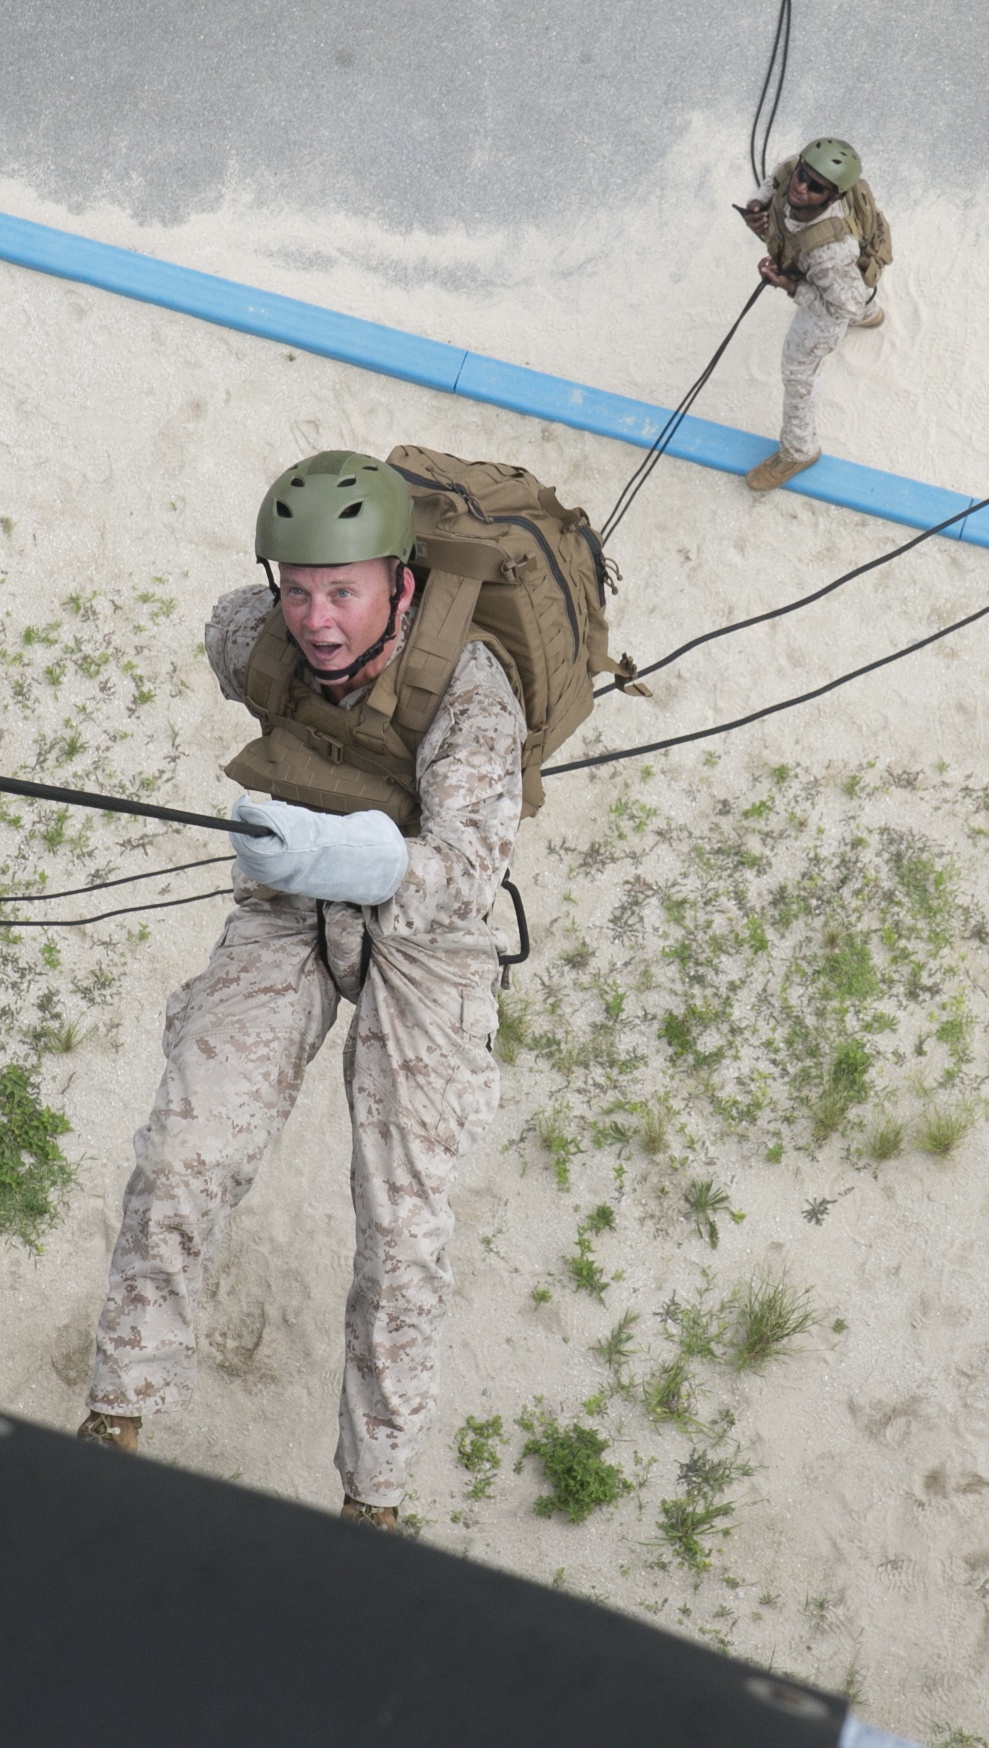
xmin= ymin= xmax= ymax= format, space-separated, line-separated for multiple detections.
xmin=1 ymin=0 xmax=985 ymax=230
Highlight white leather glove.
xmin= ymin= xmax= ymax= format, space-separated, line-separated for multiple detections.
xmin=229 ymin=796 xmax=408 ymax=904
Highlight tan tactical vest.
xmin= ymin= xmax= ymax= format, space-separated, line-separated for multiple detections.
xmin=767 ymin=157 xmax=892 ymax=289
xmin=225 ymin=446 xmax=646 ymax=833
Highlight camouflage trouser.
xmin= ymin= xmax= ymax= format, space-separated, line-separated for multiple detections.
xmin=780 ymin=303 xmax=851 ymax=461
xmin=87 ymin=889 xmax=501 ymax=1507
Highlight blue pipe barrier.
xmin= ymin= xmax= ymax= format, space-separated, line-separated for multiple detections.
xmin=1 ymin=209 xmax=986 ymax=550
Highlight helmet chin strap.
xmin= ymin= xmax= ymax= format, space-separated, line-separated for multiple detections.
xmin=257 ymin=557 xmax=408 ymax=686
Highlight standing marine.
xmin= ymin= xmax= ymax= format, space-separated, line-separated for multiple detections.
xmin=739 ymin=138 xmax=892 ymax=492
xmin=76 ymin=446 xmax=634 ymax=1527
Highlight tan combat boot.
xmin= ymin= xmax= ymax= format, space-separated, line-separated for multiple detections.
xmin=853 ymin=305 xmax=885 ymax=329
xmin=341 ymin=1495 xmax=399 ymax=1531
xmin=746 ymin=448 xmax=821 ymax=492
xmin=76 ymin=1411 xmax=142 ymax=1453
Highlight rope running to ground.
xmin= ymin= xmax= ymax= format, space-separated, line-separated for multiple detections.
xmin=598 ymin=281 xmax=767 ymax=547
xmin=543 ymin=592 xmax=989 ymax=777
xmin=594 ymin=492 xmax=989 ymax=698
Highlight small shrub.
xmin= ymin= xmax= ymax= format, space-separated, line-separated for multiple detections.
xmin=455 ymin=1414 xmax=508 ymax=1500
xmin=683 ymin=1177 xmax=738 ymax=1248
xmin=917 ymin=1103 xmax=975 ymax=1157
xmin=637 ymin=1097 xmax=669 ymax=1157
xmin=811 ymin=1037 xmax=872 ymax=1142
xmin=676 ymin=1447 xmax=754 ymax=1495
xmin=641 ymin=1355 xmax=699 ymax=1431
xmin=656 ymin=1493 xmax=735 ymax=1573
xmin=516 ymin=1405 xmax=632 ymax=1523
xmin=726 ymin=1272 xmax=816 ymax=1372
xmin=566 ymin=1205 xmax=616 ymax=1301
xmin=0 ymin=1064 xmax=74 ymax=1251
xmin=593 ymin=1309 xmax=639 ymax=1372
xmin=866 ymin=1113 xmax=906 ymax=1161
xmin=535 ymin=1105 xmax=583 ymax=1191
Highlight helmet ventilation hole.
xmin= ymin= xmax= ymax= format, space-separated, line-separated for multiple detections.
xmin=275 ymin=500 xmax=293 ymax=518
xmin=290 ymin=476 xmax=305 ymax=487
xmin=337 ymin=476 xmax=357 ymax=488
xmin=338 ymin=501 xmax=363 ymax=519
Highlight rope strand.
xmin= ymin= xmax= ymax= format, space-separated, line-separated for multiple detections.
xmin=545 ymin=595 xmax=989 ymax=777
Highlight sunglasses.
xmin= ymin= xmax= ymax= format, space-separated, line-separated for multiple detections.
xmin=794 ymin=162 xmax=832 ymax=198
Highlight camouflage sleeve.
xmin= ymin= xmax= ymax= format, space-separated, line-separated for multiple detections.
xmin=795 ymin=235 xmax=869 ymax=324
xmin=204 ymin=585 xmax=272 ymax=702
xmin=376 ymin=641 xmax=525 ymax=938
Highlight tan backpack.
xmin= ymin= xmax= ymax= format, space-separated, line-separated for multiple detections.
xmin=389 ymin=446 xmax=645 ymax=815
xmin=767 ymin=157 xmax=892 ymax=288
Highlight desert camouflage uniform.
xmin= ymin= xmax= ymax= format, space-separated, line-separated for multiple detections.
xmin=755 ymin=164 xmax=873 ymax=462
xmin=87 ymin=585 xmax=525 ymax=1506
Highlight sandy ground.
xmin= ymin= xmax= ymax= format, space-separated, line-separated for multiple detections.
xmin=1 ymin=151 xmax=989 ymax=1743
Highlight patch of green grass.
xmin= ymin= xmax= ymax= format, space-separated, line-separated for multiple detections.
xmin=866 ymin=1113 xmax=907 ymax=1161
xmin=517 ymin=1405 xmax=632 ymax=1523
xmin=726 ymin=1273 xmax=816 ymax=1372
xmin=683 ymin=1177 xmax=743 ymax=1248
xmin=454 ymin=1414 xmax=508 ymax=1500
xmin=495 ymin=992 xmax=532 ymax=1064
xmin=930 ymin=1730 xmax=989 ymax=1748
xmin=661 ymin=1276 xmax=732 ymax=1362
xmin=840 ymin=1655 xmax=866 ymax=1707
xmin=38 ymin=1017 xmax=94 ymax=1055
xmin=660 ymin=1002 xmax=725 ymax=1071
xmin=641 ymin=1354 xmax=699 ymax=1431
xmin=565 ymin=1204 xmax=612 ymax=1304
xmin=22 ymin=621 xmax=61 ymax=647
xmin=638 ymin=1096 xmax=669 ymax=1157
xmin=0 ymin=1064 xmax=74 ymax=1252
xmin=531 ymin=1285 xmax=552 ymax=1305
xmin=136 ymin=588 xmax=177 ymax=622
xmin=811 ymin=1036 xmax=872 ymax=1142
xmin=916 ymin=1102 xmax=975 ymax=1157
xmin=676 ymin=1446 xmax=754 ymax=1496
xmin=655 ymin=1493 xmax=735 ymax=1573
xmin=593 ymin=1309 xmax=639 ymax=1372
xmin=535 ymin=1104 xmax=583 ymax=1191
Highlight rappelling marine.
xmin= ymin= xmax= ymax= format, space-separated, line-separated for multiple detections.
xmin=77 ymin=447 xmax=639 ymax=1526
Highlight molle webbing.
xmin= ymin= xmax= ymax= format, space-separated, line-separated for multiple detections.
xmin=225 ymin=572 xmax=494 ymax=832
xmin=766 ymin=158 xmax=889 ymax=288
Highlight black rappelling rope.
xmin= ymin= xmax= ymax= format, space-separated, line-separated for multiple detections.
xmin=598 ymin=0 xmax=790 ymax=549
xmin=0 ymin=775 xmax=270 ymax=839
xmin=594 ymin=493 xmax=989 ymax=698
xmin=599 ymin=281 xmax=768 ymax=547
xmin=1 ymin=853 xmax=234 ymax=904
xmin=544 ymin=594 xmax=989 ymax=777
xmin=750 ymin=0 xmax=792 ymax=185
xmin=0 ymin=778 xmax=264 ymax=927
xmin=1 ymin=888 xmax=235 ymax=929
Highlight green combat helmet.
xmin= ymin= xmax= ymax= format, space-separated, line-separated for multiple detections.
xmin=800 ymin=138 xmax=862 ymax=195
xmin=256 ymin=450 xmax=416 ymax=571
xmin=255 ymin=450 xmax=416 ymax=683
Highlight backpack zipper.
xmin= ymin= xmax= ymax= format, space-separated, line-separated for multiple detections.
xmin=393 ymin=464 xmax=580 ymax=660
